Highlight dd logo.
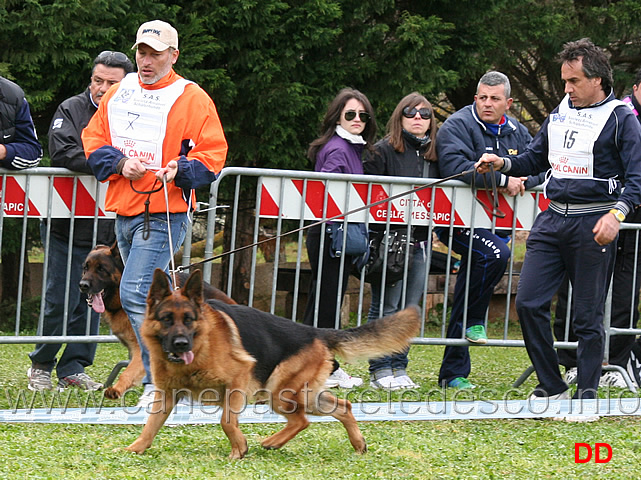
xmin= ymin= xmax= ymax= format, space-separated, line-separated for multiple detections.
xmin=574 ymin=443 xmax=612 ymax=463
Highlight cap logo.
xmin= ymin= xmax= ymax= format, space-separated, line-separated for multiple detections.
xmin=142 ymin=28 xmax=161 ymax=36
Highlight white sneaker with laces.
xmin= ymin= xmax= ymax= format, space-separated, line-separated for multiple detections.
xmin=528 ymin=389 xmax=570 ymax=401
xmin=324 ymin=367 xmax=363 ymax=388
xmin=27 ymin=367 xmax=53 ymax=391
xmin=370 ymin=375 xmax=402 ymax=391
xmin=599 ymin=371 xmax=628 ymax=388
xmin=564 ymin=367 xmax=578 ymax=384
xmin=394 ymin=375 xmax=419 ymax=389
xmin=136 ymin=384 xmax=158 ymax=408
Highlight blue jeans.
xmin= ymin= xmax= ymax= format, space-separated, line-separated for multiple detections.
xmin=29 ymin=222 xmax=100 ymax=378
xmin=436 ymin=227 xmax=510 ymax=385
xmin=116 ymin=213 xmax=188 ymax=385
xmin=366 ymin=245 xmax=427 ymax=378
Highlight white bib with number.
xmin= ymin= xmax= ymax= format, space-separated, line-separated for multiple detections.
xmin=547 ymin=95 xmax=623 ymax=180
xmin=108 ymin=73 xmax=191 ymax=170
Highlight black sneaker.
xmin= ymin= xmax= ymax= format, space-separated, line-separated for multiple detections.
xmin=57 ymin=373 xmax=103 ymax=391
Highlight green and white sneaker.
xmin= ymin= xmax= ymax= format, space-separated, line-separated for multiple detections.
xmin=465 ymin=325 xmax=488 ymax=344
xmin=447 ymin=377 xmax=476 ymax=389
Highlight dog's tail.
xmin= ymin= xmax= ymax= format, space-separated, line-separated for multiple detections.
xmin=322 ymin=306 xmax=421 ymax=363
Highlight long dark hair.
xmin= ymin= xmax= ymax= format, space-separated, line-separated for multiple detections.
xmin=307 ymin=88 xmax=377 ymax=163
xmin=385 ymin=92 xmax=437 ymax=161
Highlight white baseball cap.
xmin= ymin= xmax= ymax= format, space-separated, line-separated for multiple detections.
xmin=132 ymin=20 xmax=178 ymax=51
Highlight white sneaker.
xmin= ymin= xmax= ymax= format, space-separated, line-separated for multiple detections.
xmin=599 ymin=371 xmax=628 ymax=388
xmin=528 ymin=389 xmax=570 ymax=401
xmin=136 ymin=384 xmax=158 ymax=408
xmin=324 ymin=368 xmax=363 ymax=388
xmin=394 ymin=375 xmax=419 ymax=389
xmin=370 ymin=375 xmax=402 ymax=391
xmin=176 ymin=394 xmax=202 ymax=407
xmin=564 ymin=367 xmax=578 ymax=385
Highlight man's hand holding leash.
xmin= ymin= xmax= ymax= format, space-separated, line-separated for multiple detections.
xmin=475 ymin=153 xmax=619 ymax=245
xmin=475 ymin=153 xmax=505 ymax=174
xmin=475 ymin=154 xmax=526 ymax=197
xmin=155 ymin=160 xmax=178 ymax=183
xmin=120 ymin=157 xmax=148 ymax=181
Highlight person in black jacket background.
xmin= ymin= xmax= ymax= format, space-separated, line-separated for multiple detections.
xmin=27 ymin=51 xmax=134 ymax=392
xmin=363 ymin=92 xmax=438 ymax=390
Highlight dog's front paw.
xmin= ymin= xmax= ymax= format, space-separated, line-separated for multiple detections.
xmin=104 ymin=387 xmax=122 ymax=399
xmin=124 ymin=440 xmax=148 ymax=455
xmin=229 ymin=441 xmax=248 ymax=460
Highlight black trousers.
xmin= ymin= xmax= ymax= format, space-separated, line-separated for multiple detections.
xmin=555 ymin=208 xmax=641 ymax=369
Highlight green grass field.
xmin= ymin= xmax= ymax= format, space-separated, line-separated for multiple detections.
xmin=1 ymin=327 xmax=641 ymax=479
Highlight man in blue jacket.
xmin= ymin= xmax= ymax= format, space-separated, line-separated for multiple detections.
xmin=0 ymin=76 xmax=42 ymax=169
xmin=477 ymin=39 xmax=641 ymax=415
xmin=436 ymin=71 xmax=537 ymax=389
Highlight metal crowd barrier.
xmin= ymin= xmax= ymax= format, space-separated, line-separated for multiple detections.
xmin=0 ymin=167 xmax=639 ymax=392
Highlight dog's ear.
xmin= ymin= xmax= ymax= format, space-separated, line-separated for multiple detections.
xmin=147 ymin=268 xmax=173 ymax=308
xmin=110 ymin=242 xmax=124 ymax=271
xmin=182 ymin=269 xmax=203 ymax=305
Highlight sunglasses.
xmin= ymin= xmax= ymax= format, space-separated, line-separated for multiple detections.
xmin=403 ymin=106 xmax=432 ymax=120
xmin=95 ymin=50 xmax=130 ymax=65
xmin=344 ymin=110 xmax=371 ymax=123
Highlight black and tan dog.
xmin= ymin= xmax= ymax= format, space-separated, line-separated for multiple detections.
xmin=79 ymin=243 xmax=235 ymax=399
xmin=125 ymin=268 xmax=420 ymax=458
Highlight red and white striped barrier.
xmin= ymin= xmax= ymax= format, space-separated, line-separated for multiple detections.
xmin=259 ymin=176 xmax=549 ymax=230
xmin=0 ymin=174 xmax=112 ymax=218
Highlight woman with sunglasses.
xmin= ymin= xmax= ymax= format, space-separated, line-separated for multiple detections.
xmin=303 ymin=87 xmax=377 ymax=388
xmin=362 ymin=92 xmax=438 ymax=390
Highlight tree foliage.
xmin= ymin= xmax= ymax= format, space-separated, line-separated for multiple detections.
xmin=2 ymin=0 xmax=641 ymax=300
xmin=3 ymin=0 xmax=641 ymax=165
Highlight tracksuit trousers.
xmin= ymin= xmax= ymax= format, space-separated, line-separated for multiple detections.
xmin=517 ymin=210 xmax=616 ymax=399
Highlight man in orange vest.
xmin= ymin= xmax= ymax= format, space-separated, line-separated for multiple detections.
xmin=82 ymin=20 xmax=228 ymax=408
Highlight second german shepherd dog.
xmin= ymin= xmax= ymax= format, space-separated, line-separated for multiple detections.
xmin=125 ymin=268 xmax=420 ymax=458
xmin=79 ymin=243 xmax=235 ymax=399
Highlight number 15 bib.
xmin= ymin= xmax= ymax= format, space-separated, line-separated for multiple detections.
xmin=548 ymin=95 xmax=623 ymax=179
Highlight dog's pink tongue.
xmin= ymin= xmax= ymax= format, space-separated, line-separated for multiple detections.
xmin=180 ymin=351 xmax=194 ymax=365
xmin=90 ymin=294 xmax=105 ymax=313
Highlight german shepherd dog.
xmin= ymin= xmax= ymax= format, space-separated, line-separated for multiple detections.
xmin=79 ymin=243 xmax=235 ymax=399
xmin=125 ymin=268 xmax=420 ymax=458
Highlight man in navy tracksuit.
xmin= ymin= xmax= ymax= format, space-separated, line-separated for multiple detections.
xmin=436 ymin=71 xmax=542 ymax=389
xmin=478 ymin=39 xmax=641 ymax=407
xmin=554 ymin=66 xmax=641 ymax=389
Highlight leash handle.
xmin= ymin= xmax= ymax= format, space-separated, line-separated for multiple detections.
xmin=162 ymin=175 xmax=179 ymax=287
xmin=471 ymin=164 xmax=506 ymax=218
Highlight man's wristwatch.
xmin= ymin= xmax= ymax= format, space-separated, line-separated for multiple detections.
xmin=609 ymin=208 xmax=626 ymax=223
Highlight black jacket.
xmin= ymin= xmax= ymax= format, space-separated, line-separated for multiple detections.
xmin=47 ymin=89 xmax=115 ymax=248
xmin=363 ymin=134 xmax=439 ymax=242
